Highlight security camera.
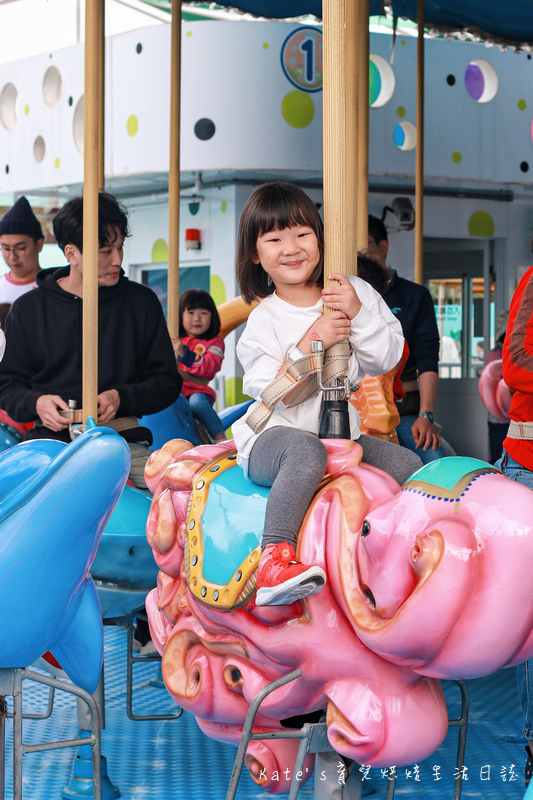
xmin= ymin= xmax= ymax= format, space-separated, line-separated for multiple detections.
xmin=391 ymin=197 xmax=415 ymax=231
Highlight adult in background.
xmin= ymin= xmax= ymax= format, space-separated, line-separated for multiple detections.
xmin=495 ymin=263 xmax=533 ymax=787
xmin=0 ymin=196 xmax=43 ymax=302
xmin=367 ymin=215 xmax=447 ymax=463
xmin=0 ymin=191 xmax=182 ymax=488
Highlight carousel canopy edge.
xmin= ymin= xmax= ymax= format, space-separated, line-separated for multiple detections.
xmin=171 ymin=1 xmax=533 ymax=46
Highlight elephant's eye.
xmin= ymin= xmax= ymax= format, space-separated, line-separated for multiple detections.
xmin=361 ymin=520 xmax=371 ymax=537
xmin=223 ymin=664 xmax=243 ymax=690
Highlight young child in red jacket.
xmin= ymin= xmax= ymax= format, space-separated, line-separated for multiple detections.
xmin=171 ymin=288 xmax=226 ymax=442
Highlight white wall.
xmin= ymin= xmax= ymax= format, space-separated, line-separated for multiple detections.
xmin=3 ymin=24 xmax=533 ymax=195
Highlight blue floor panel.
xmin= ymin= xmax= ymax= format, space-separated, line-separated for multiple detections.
xmin=2 ymin=626 xmax=530 ymax=799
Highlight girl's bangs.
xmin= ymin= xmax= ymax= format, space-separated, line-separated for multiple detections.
xmin=256 ymin=196 xmax=318 ymax=237
xmin=182 ymin=289 xmax=213 ymax=311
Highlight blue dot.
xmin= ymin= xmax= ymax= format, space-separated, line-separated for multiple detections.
xmin=393 ymin=124 xmax=406 ymax=147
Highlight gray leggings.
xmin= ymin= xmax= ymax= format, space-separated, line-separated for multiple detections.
xmin=248 ymin=427 xmax=422 ymax=550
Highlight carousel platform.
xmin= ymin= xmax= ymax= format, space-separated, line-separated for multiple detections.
xmin=2 ymin=625 xmax=528 ymax=800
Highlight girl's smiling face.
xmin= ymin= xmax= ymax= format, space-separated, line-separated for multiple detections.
xmin=183 ymin=307 xmax=212 ymax=337
xmin=253 ymin=225 xmax=320 ymax=301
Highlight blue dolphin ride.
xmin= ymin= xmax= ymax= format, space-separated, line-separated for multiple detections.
xmin=0 ymin=427 xmax=130 ymax=694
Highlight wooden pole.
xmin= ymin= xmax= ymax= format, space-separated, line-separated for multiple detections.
xmin=82 ymin=0 xmax=104 ymax=424
xmin=414 ymin=0 xmax=425 ymax=285
xmin=323 ymin=0 xmax=358 ymax=291
xmin=97 ymin=0 xmax=105 ymax=191
xmin=356 ymin=0 xmax=370 ymax=253
xmin=167 ymin=0 xmax=182 ymax=337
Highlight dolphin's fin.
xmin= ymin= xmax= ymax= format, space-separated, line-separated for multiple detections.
xmin=51 ymin=578 xmax=104 ymax=695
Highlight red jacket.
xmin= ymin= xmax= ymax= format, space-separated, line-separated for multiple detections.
xmin=502 ymin=266 xmax=533 ymax=470
xmin=178 ymin=334 xmax=224 ymax=402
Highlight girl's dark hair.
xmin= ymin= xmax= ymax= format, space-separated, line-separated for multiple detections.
xmin=236 ymin=182 xmax=324 ymax=304
xmin=179 ymin=288 xmax=221 ymax=339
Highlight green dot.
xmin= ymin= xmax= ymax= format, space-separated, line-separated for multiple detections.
xmin=452 ymin=151 xmax=462 ymax=163
xmin=518 ymin=99 xmax=527 ymax=111
xmin=262 ymin=43 xmax=269 ymax=49
xmin=151 ymin=238 xmax=168 ymax=263
xmin=220 ymin=201 xmax=227 ymax=213
xmin=225 ymin=376 xmax=248 ymax=407
xmin=369 ymin=59 xmax=381 ymax=106
xmin=396 ymin=106 xmax=406 ymax=118
xmin=468 ymin=210 xmax=495 ymax=237
xmin=54 ymin=157 xmax=60 ymax=169
xmin=210 ymin=274 xmax=226 ymax=306
xmin=126 ymin=114 xmax=138 ymax=137
xmin=401 ymin=39 xmax=407 ymax=45
xmin=281 ymin=91 xmax=315 ymax=129
xmin=24 ymin=105 xmax=30 ymax=116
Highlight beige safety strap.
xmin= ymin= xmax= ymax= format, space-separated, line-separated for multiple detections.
xmin=54 ymin=411 xmax=140 ymax=431
xmin=246 ymin=340 xmax=351 ymax=434
xmin=507 ymin=420 xmax=533 ymax=440
xmin=103 ymin=416 xmax=140 ymax=433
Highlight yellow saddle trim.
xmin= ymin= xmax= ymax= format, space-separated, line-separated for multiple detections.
xmin=184 ymin=451 xmax=261 ymax=609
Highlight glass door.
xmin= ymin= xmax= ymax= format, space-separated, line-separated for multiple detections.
xmin=424 ymin=240 xmax=494 ymax=379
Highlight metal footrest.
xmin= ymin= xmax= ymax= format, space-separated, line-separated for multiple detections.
xmin=0 ymin=668 xmax=102 ymax=800
xmin=104 ymin=612 xmax=182 ymax=721
xmin=226 ymin=673 xmax=470 ymax=800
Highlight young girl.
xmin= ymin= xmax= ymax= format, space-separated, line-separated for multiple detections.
xmin=232 ymin=182 xmax=421 ymax=606
xmin=171 ymin=288 xmax=226 ymax=443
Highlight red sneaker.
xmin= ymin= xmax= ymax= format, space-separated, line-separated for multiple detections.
xmin=255 ymin=543 xmax=326 ymax=606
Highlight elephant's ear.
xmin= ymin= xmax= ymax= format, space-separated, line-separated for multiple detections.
xmin=335 ymin=516 xmax=479 ymax=669
xmin=324 ymin=673 xmax=448 ymax=769
xmin=324 ymin=678 xmax=385 ymax=765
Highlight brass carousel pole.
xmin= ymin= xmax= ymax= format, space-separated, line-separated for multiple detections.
xmin=320 ymin=0 xmax=358 ymax=438
xmin=97 ymin=0 xmax=105 ymax=191
xmin=82 ymin=0 xmax=105 ymax=424
xmin=167 ymin=0 xmax=182 ymax=337
xmin=323 ymin=0 xmax=358 ymax=284
xmin=414 ymin=0 xmax=425 ymax=285
xmin=356 ymin=0 xmax=370 ymax=253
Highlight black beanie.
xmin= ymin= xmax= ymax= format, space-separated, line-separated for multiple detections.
xmin=0 ymin=196 xmax=43 ymax=239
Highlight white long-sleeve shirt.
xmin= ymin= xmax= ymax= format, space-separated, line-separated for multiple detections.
xmin=233 ymin=276 xmax=404 ymax=475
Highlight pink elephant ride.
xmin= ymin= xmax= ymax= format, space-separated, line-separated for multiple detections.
xmin=144 ymin=438 xmax=533 ymax=793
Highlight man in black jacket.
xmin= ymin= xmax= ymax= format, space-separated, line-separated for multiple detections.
xmin=0 ymin=192 xmax=182 ymax=486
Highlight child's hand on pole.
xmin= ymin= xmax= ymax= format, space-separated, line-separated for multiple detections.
xmin=170 ymin=336 xmax=184 ymax=357
xmin=306 ymin=312 xmax=351 ymax=350
xmin=322 ymin=274 xmax=362 ymax=319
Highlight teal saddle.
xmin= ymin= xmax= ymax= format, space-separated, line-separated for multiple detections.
xmin=184 ymin=450 xmax=269 ymax=608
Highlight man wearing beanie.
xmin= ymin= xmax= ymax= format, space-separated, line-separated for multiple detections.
xmin=0 ymin=196 xmax=44 ymax=304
